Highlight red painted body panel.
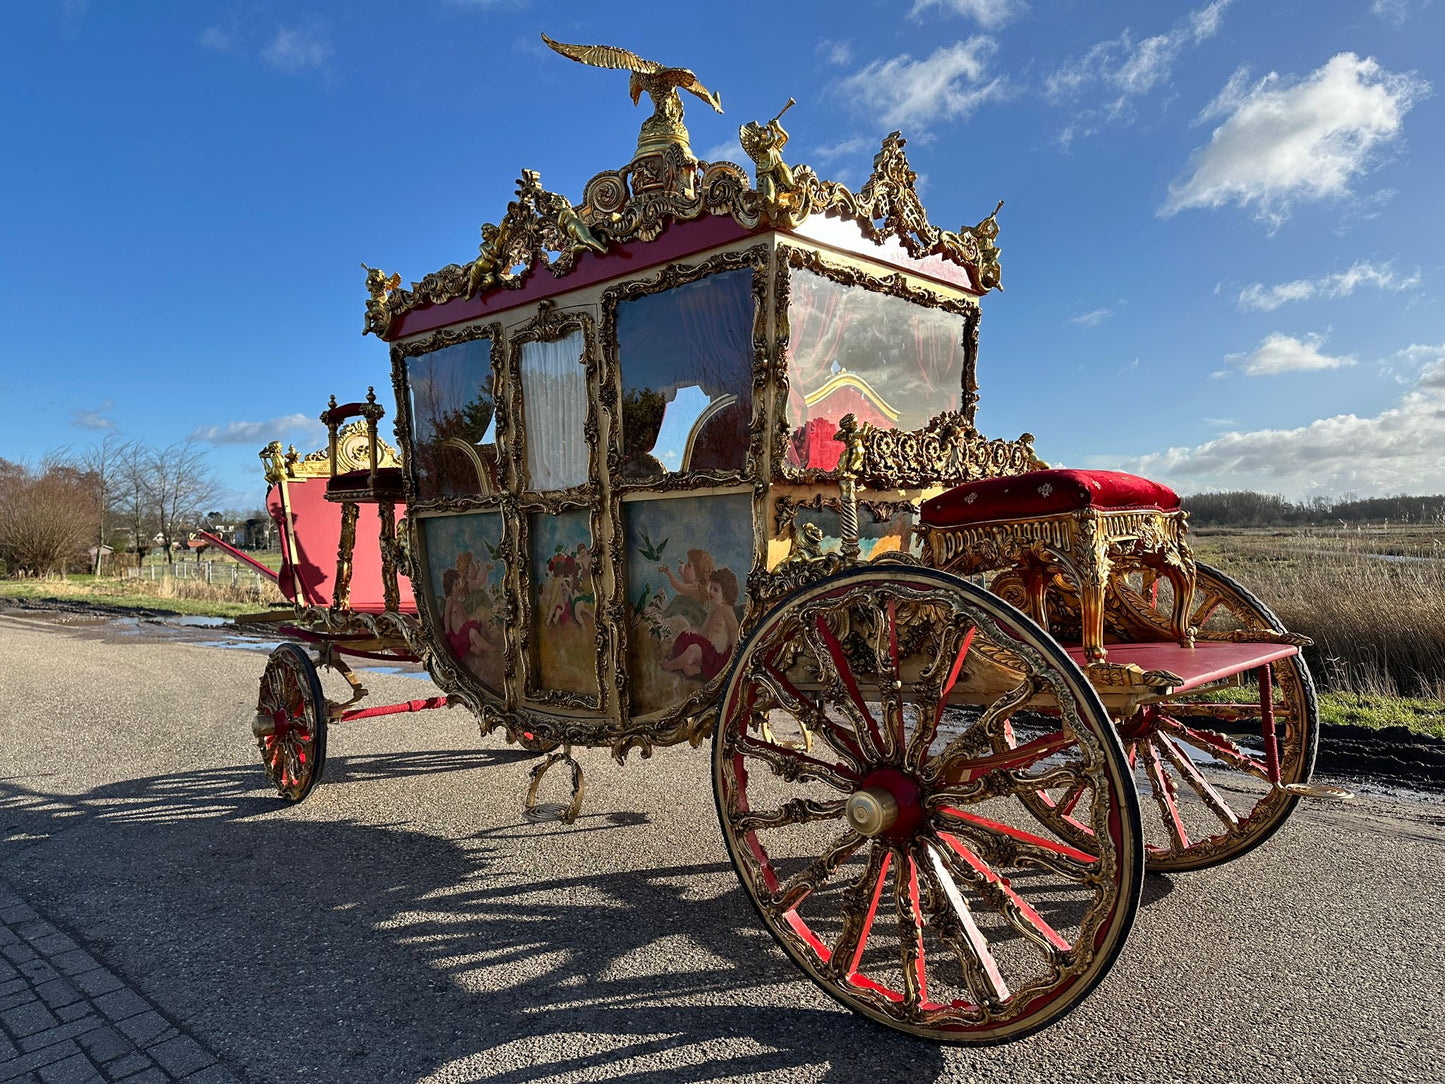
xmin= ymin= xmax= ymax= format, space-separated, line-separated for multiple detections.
xmin=267 ymin=477 xmax=417 ymax=614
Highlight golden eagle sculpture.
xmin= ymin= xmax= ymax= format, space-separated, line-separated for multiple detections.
xmin=541 ymin=33 xmax=723 ymax=159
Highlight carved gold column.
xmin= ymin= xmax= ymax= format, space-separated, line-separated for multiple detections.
xmin=333 ymin=502 xmax=359 ymax=612
xmin=378 ymin=500 xmax=400 ymax=613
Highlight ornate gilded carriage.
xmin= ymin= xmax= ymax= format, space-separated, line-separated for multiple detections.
xmin=243 ymin=36 xmax=1342 ymax=1044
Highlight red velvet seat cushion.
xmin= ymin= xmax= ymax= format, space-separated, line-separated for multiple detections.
xmin=920 ymin=469 xmax=1180 ymax=528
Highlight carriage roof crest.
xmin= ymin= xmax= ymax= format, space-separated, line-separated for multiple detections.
xmin=362 ymin=35 xmax=1003 ymax=339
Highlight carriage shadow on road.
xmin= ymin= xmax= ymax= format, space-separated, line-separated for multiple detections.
xmin=0 ymin=755 xmax=965 ymax=1082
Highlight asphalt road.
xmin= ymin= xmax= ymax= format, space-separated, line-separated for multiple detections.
xmin=1 ymin=611 xmax=1442 ymax=1083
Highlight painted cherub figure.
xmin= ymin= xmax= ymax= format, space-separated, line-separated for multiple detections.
xmin=658 ymin=548 xmax=714 ymax=626
xmin=660 ymin=567 xmax=740 ymax=680
xmin=443 ymin=566 xmax=493 ymax=659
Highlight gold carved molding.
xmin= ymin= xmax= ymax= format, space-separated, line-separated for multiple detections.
xmin=363 ymin=131 xmax=1001 ymax=338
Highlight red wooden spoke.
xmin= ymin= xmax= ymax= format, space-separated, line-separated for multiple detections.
xmin=1154 ymin=733 xmax=1240 ymax=832
xmin=1055 ymin=778 xmax=1088 ymax=819
xmin=1155 ymin=714 xmax=1271 ymax=781
xmin=783 ymin=909 xmax=832 ymax=959
xmin=831 ymin=845 xmax=892 ymax=980
xmin=922 ymin=842 xmax=1011 ymax=1004
xmin=760 ymin=659 xmax=867 ymax=767
xmin=771 ymin=831 xmax=866 ymax=913
xmin=727 ymin=745 xmax=783 ymax=897
xmin=1141 ymin=739 xmax=1190 ymax=854
xmin=813 ymin=614 xmax=887 ymax=760
xmin=904 ymin=626 xmax=976 ymax=775
xmin=895 ymin=853 xmax=927 ymax=1008
xmin=934 ymin=806 xmax=1098 ymax=869
xmin=937 ymin=833 xmax=1070 ymax=952
xmin=940 ymin=729 xmax=1078 ymax=786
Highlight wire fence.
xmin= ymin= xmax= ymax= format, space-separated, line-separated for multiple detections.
xmin=123 ymin=560 xmax=273 ymax=593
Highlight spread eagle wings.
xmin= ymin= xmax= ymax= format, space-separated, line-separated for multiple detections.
xmin=540 ymin=34 xmax=723 ymax=113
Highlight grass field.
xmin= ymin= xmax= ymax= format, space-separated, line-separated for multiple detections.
xmin=0 ymin=564 xmax=286 ymax=619
xmin=1192 ymin=525 xmax=1445 ymax=700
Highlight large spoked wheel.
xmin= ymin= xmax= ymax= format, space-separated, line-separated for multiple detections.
xmin=256 ymin=643 xmax=329 ymax=803
xmin=1110 ymin=563 xmax=1320 ymax=872
xmin=713 ymin=566 xmax=1143 ymax=1043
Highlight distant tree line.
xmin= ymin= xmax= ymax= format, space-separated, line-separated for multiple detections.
xmin=1183 ymin=490 xmax=1445 ymax=527
xmin=0 ymin=435 xmax=246 ymax=578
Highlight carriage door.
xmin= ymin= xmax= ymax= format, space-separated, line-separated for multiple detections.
xmin=606 ymin=257 xmax=762 ymax=721
xmin=510 ymin=303 xmax=610 ymax=713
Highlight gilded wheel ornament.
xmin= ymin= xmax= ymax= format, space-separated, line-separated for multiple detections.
xmin=254 ymin=644 xmax=329 ymax=803
xmin=712 ymin=567 xmax=1143 ymax=1043
xmin=1004 ymin=564 xmax=1320 ymax=873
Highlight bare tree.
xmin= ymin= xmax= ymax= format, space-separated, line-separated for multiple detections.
xmin=149 ymin=440 xmax=220 ymax=563
xmin=115 ymin=441 xmax=155 ymax=569
xmin=79 ymin=433 xmax=132 ymax=574
xmin=0 ymin=457 xmax=100 ymax=577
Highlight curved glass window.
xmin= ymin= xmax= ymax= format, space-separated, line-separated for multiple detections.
xmin=616 ymin=268 xmax=753 ymax=482
xmin=784 ymin=268 xmax=965 ymax=471
xmin=406 ymin=338 xmax=497 ymax=500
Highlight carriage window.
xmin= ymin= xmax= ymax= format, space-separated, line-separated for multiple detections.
xmin=784 ymin=268 xmax=965 ymax=471
xmin=616 ymin=268 xmax=753 ymax=481
xmin=407 ymin=338 xmax=497 ymax=500
xmin=520 ymin=330 xmax=589 ymax=491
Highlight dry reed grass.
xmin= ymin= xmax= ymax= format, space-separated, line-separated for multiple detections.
xmin=1193 ymin=527 xmax=1445 ymax=699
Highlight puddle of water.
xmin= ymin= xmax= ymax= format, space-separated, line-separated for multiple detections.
xmin=198 ymin=639 xmax=284 ymax=653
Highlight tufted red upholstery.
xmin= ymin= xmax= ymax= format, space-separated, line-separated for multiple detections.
xmin=921 ymin=469 xmax=1181 ymax=528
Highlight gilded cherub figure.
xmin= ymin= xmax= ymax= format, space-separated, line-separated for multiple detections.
xmin=465 ymin=219 xmax=516 ymax=300
xmin=361 ymin=264 xmax=401 ymax=337
xmin=740 ymin=99 xmax=810 ymax=225
xmin=972 ymin=199 xmax=1004 ymax=291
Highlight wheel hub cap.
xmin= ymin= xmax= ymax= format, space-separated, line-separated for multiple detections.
xmin=845 ymin=786 xmax=899 ymax=837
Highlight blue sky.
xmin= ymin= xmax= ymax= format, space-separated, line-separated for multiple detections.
xmin=3 ymin=0 xmax=1442 ymax=506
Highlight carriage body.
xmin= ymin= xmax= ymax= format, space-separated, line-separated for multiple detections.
xmin=380 ymin=142 xmax=1040 ymax=758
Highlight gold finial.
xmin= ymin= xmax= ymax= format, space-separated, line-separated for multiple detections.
xmin=540 ymin=33 xmax=723 ymax=161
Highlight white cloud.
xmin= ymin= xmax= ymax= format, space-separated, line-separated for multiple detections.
xmin=1370 ymin=0 xmax=1432 ymax=24
xmin=1162 ymin=53 xmax=1430 ymax=228
xmin=1044 ymin=1 xmax=1229 ymax=145
xmin=1224 ymin=332 xmax=1356 ymax=376
xmin=198 ymin=26 xmax=240 ymax=53
xmin=261 ymin=27 xmax=331 ymax=73
xmin=1237 ymin=260 xmax=1421 ymax=311
xmin=1116 ymin=346 xmax=1445 ymax=495
xmin=71 ymin=400 xmax=115 ymax=431
xmin=817 ymin=39 xmax=853 ymax=67
xmin=700 ymin=138 xmax=746 ymax=166
xmin=1069 ymin=307 xmax=1115 ymax=327
xmin=910 ymin=0 xmax=1027 ymax=30
xmin=811 ymin=136 xmax=871 ymax=163
xmin=192 ymin=414 xmax=325 ymax=446
xmin=838 ymin=39 xmax=1008 ymax=134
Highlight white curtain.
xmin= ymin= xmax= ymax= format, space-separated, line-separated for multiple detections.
xmin=520 ymin=331 xmax=589 ymax=491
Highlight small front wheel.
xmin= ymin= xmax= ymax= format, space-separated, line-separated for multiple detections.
xmin=713 ymin=566 xmax=1143 ymax=1043
xmin=255 ymin=643 xmax=328 ymax=802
